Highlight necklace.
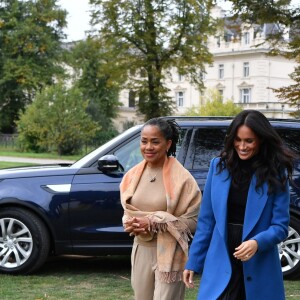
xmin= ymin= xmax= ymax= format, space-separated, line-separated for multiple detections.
xmin=147 ymin=166 xmax=161 ymax=183
xmin=149 ymin=174 xmax=157 ymax=182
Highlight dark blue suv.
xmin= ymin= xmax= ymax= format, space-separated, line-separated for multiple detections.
xmin=0 ymin=117 xmax=299 ymax=279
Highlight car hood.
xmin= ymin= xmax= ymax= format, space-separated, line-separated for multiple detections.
xmin=0 ymin=164 xmax=78 ymax=179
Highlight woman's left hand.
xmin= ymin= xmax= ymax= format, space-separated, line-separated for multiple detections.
xmin=234 ymin=239 xmax=258 ymax=261
xmin=124 ymin=217 xmax=150 ymax=236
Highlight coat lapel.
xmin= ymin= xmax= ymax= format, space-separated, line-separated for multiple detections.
xmin=211 ymin=168 xmax=231 ymax=240
xmin=242 ymin=176 xmax=268 ymax=240
xmin=211 ymin=170 xmax=268 ymax=241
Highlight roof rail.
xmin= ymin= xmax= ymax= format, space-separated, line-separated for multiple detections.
xmin=160 ymin=116 xmax=300 ymax=122
xmin=268 ymin=118 xmax=300 ymax=122
xmin=161 ymin=116 xmax=234 ymax=121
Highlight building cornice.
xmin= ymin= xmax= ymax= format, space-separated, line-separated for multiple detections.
xmin=212 ymin=48 xmax=271 ymax=57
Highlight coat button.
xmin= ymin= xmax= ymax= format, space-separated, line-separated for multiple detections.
xmin=246 ymin=276 xmax=252 ymax=281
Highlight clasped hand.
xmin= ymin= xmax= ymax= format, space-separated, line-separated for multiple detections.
xmin=123 ymin=217 xmax=150 ymax=236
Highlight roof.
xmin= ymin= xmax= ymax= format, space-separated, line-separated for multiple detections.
xmin=161 ymin=115 xmax=300 ymax=128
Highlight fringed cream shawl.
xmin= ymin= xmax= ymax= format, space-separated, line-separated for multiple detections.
xmin=120 ymin=157 xmax=201 ymax=283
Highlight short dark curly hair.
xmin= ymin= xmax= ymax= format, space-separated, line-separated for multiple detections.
xmin=142 ymin=118 xmax=180 ymax=157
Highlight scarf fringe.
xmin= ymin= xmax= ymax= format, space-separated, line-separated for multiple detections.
xmin=150 ymin=219 xmax=193 ymax=249
xmin=150 ymin=219 xmax=191 ymax=235
xmin=158 ymin=270 xmax=183 ymax=283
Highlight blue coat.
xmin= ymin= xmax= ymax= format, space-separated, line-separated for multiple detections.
xmin=186 ymin=157 xmax=289 ymax=300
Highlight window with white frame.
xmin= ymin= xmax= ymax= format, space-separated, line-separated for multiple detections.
xmin=218 ymin=90 xmax=224 ymax=102
xmin=240 ymin=88 xmax=251 ymax=103
xmin=216 ymin=36 xmax=221 ymax=47
xmin=176 ymin=91 xmax=185 ymax=107
xmin=218 ymin=64 xmax=224 ymax=79
xmin=243 ymin=62 xmax=249 ymax=77
xmin=244 ymin=32 xmax=250 ymax=45
xmin=140 ymin=68 xmax=147 ymax=78
xmin=128 ymin=90 xmax=136 ymax=107
xmin=178 ymin=73 xmax=184 ymax=82
xmin=199 ymin=71 xmax=206 ymax=81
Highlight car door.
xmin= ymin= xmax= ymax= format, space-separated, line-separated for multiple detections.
xmin=68 ymin=135 xmax=143 ymax=253
xmin=275 ymin=128 xmax=300 ymax=208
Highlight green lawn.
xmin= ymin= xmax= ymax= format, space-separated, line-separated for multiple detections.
xmin=0 ymin=148 xmax=81 ymax=169
xmin=0 ymin=161 xmax=39 ymax=169
xmin=0 ymin=147 xmax=84 ymax=161
xmin=0 ymin=256 xmax=299 ymax=300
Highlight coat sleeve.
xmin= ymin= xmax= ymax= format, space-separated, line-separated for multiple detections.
xmin=251 ymin=181 xmax=290 ymax=252
xmin=185 ymin=158 xmax=217 ymax=274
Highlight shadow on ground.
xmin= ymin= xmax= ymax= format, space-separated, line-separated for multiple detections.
xmin=37 ymin=255 xmax=131 ymax=275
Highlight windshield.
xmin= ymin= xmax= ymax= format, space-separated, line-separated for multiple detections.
xmin=71 ymin=125 xmax=143 ymax=168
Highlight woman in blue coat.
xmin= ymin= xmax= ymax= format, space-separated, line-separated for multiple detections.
xmin=183 ymin=110 xmax=296 ymax=300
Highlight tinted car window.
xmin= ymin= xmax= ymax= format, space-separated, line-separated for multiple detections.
xmin=176 ymin=128 xmax=191 ymax=164
xmin=276 ymin=129 xmax=300 ymax=153
xmin=192 ymin=127 xmax=227 ymax=169
xmin=176 ymin=128 xmax=187 ymax=157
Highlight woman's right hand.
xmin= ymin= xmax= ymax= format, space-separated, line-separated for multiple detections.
xmin=183 ymin=269 xmax=195 ymax=288
xmin=123 ymin=217 xmax=137 ymax=235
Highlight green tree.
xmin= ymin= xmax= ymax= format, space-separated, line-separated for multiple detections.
xmin=67 ymin=37 xmax=123 ymax=131
xmin=186 ymin=89 xmax=242 ymax=116
xmin=273 ymin=63 xmax=300 ymax=118
xmin=227 ymin=0 xmax=300 ymax=114
xmin=89 ymin=0 xmax=216 ymax=120
xmin=228 ymin=0 xmax=299 ymax=36
xmin=16 ymin=83 xmax=99 ymax=155
xmin=0 ymin=0 xmax=67 ymax=133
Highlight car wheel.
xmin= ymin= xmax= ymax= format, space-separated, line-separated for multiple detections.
xmin=0 ymin=207 xmax=50 ymax=274
xmin=279 ymin=215 xmax=300 ymax=279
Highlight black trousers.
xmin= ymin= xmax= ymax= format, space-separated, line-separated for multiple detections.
xmin=218 ymin=223 xmax=246 ymax=300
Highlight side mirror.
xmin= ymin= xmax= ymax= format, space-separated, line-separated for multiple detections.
xmin=97 ymin=155 xmax=123 ymax=172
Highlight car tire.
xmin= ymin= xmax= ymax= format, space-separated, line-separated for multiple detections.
xmin=279 ymin=215 xmax=300 ymax=279
xmin=0 ymin=207 xmax=50 ymax=275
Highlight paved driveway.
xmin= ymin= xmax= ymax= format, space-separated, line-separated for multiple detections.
xmin=0 ymin=156 xmax=75 ymax=164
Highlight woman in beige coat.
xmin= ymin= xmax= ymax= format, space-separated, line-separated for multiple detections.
xmin=120 ymin=118 xmax=201 ymax=300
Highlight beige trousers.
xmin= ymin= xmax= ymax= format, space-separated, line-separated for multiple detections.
xmin=131 ymin=240 xmax=185 ymax=300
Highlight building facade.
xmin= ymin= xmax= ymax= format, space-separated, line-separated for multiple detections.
xmin=116 ymin=6 xmax=297 ymax=131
